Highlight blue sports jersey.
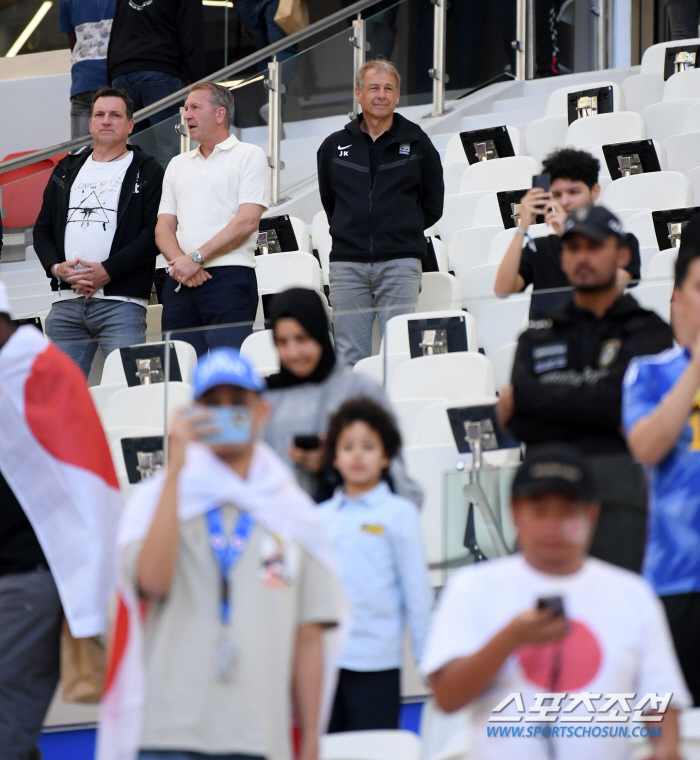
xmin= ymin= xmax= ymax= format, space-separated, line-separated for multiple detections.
xmin=60 ymin=0 xmax=115 ymax=97
xmin=623 ymin=345 xmax=700 ymax=596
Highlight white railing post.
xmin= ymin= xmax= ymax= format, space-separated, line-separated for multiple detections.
xmin=350 ymin=15 xmax=369 ymax=118
xmin=265 ymin=58 xmax=287 ymax=206
xmin=428 ymin=0 xmax=450 ymax=117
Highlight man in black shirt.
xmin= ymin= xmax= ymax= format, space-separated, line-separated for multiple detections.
xmin=497 ymin=206 xmax=673 ymax=573
xmin=494 ymin=148 xmax=641 ymax=317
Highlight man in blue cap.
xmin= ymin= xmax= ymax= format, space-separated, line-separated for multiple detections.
xmin=101 ymin=348 xmax=344 ymax=760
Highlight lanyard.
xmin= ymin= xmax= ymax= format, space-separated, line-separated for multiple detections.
xmin=205 ymin=508 xmax=254 ymax=626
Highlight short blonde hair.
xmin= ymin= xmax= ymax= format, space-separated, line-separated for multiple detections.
xmin=356 ymin=59 xmax=401 ymax=91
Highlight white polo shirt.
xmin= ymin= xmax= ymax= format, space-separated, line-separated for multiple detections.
xmin=158 ymin=134 xmax=269 ymax=269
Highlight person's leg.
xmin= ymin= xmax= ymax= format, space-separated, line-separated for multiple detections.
xmin=70 ymin=91 xmax=96 ymax=139
xmin=333 ymin=669 xmax=401 ymax=731
xmin=161 ymin=276 xmax=208 ymax=356
xmin=0 ymin=569 xmax=63 ymax=760
xmin=44 ymin=299 xmax=99 ymax=376
xmin=365 ymin=1 xmax=399 ymax=61
xmin=661 ymin=592 xmax=700 ymax=707
xmin=328 ymin=669 xmax=350 ymax=733
xmin=329 ymin=261 xmax=375 ymax=365
xmin=371 ymin=258 xmax=422 ymax=341
xmin=195 ymin=266 xmax=259 ymax=351
xmin=85 ymin=300 xmax=148 ymax=364
xmin=665 ymin=0 xmax=700 ymax=40
xmin=261 ymin=0 xmax=299 ymax=85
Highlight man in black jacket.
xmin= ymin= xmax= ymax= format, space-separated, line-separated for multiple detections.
xmin=317 ymin=60 xmax=444 ymax=365
xmin=497 ymin=205 xmax=674 ymax=573
xmin=34 ymin=87 xmax=163 ymax=376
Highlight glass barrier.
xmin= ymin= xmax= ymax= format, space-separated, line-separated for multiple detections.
xmin=128 ymin=113 xmax=182 ymax=173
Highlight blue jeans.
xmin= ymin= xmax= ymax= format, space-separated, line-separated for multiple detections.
xmin=161 ymin=266 xmax=258 ymax=356
xmin=234 ymin=0 xmax=298 ymax=86
xmin=45 ymin=298 xmax=147 ymax=376
xmin=139 ymin=753 xmax=264 ymax=760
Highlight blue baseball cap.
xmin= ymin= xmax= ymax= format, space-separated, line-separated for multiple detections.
xmin=192 ymin=348 xmax=266 ymax=399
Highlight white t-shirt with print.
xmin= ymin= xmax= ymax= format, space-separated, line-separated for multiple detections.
xmin=62 ymin=151 xmax=146 ymax=308
xmin=421 ymin=555 xmax=691 ymax=760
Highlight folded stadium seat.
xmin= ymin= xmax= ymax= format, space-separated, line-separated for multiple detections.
xmin=476 ymin=296 xmax=530 ymax=357
xmin=442 ymin=159 xmax=471 ymax=195
xmin=448 ymin=226 xmax=503 ymax=280
xmin=663 ymin=131 xmax=700 ymax=174
xmin=101 ymin=340 xmax=198 ymax=386
xmin=643 ymin=99 xmax=700 ymax=143
xmin=628 ymin=280 xmax=673 ymax=322
xmin=622 ymin=73 xmax=665 ymax=114
xmin=638 ymin=37 xmax=700 ymax=74
xmin=255 ymin=251 xmax=323 ymax=293
xmin=602 ymin=171 xmax=692 ymax=214
xmin=639 ymin=246 xmax=662 ymax=278
xmin=7 ymin=292 xmax=56 ymax=319
xmin=544 ymin=81 xmax=625 ymax=118
xmin=436 ymin=157 xmax=538 ymax=246
xmin=311 ymin=210 xmax=331 ymax=287
xmin=615 ymin=208 xmax=656 ymax=223
xmin=486 ymin=223 xmax=554 ymax=265
xmin=492 ymin=341 xmax=518 ymax=390
xmin=389 ymin=351 xmax=496 ymax=403
xmin=429 ymin=236 xmax=449 ymax=272
xmin=411 ymin=397 xmax=498 ymax=447
xmin=320 ymin=729 xmax=420 ymax=760
xmin=681 ymin=101 xmax=700 ymax=131
xmin=691 ymin=167 xmax=700 ymax=204
xmin=645 ymin=248 xmax=678 ymax=281
xmin=101 ymin=381 xmax=193 ymax=432
xmin=472 ymin=193 xmax=505 ymax=228
xmin=90 ymin=383 xmax=128 ymax=420
xmin=391 ymin=396 xmax=446 ymax=444
xmin=565 ymin=111 xmax=647 ymax=147
xmin=240 ymin=328 xmax=280 ymax=376
xmin=416 ymin=272 xmax=462 ymax=312
xmin=146 ymin=303 xmax=162 ymax=341
xmin=352 ymin=354 xmax=386 ymax=386
xmin=287 ymin=216 xmax=311 ymax=252
xmin=443 ymin=126 xmax=525 ymax=163
xmin=106 ymin=427 xmax=162 ymax=454
xmin=663 ymin=68 xmax=700 ymax=101
xmin=460 ymin=262 xmax=500 ymax=319
xmin=524 ymin=116 xmax=569 ymax=163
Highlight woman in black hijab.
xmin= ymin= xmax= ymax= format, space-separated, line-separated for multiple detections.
xmin=263 ymin=288 xmax=422 ymax=505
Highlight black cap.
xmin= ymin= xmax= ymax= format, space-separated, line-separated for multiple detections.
xmin=561 ymin=205 xmax=624 ymax=243
xmin=511 ymin=444 xmax=597 ymax=502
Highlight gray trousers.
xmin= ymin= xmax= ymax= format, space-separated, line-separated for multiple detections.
xmin=70 ymin=91 xmax=96 ymax=139
xmin=0 ymin=568 xmax=63 ymax=760
xmin=329 ymin=258 xmax=422 ymax=365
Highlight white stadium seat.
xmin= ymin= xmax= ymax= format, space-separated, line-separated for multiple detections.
xmin=311 ymin=210 xmax=332 ymax=286
xmin=622 ymin=73 xmax=665 ymax=114
xmin=681 ymin=101 xmax=700 ymax=132
xmin=240 ymin=329 xmax=280 ymax=375
xmin=441 ymin=159 xmax=471 ymax=195
xmin=524 ymin=116 xmax=568 ymax=163
xmin=90 ymin=383 xmax=127 ymax=419
xmin=458 ymin=156 xmax=538 ymax=194
xmin=492 ymin=341 xmax=518 ymax=390
xmin=429 ymin=236 xmax=449 ymax=272
xmin=101 ymin=340 xmax=198 ymax=386
xmin=384 ymin=309 xmax=479 ymax=357
xmin=621 ymin=212 xmax=658 ymax=249
xmin=352 ymin=354 xmax=386 ymax=385
xmin=663 ymin=68 xmax=700 ymax=101
xmin=101 ymin=381 xmax=193 ymax=432
xmin=639 ymin=246 xmax=662 ymax=278
xmin=255 ymin=251 xmax=323 ymax=293
xmin=392 ymin=397 xmax=445 ymax=444
xmin=691 ymin=167 xmax=700 ymax=205
xmin=288 ymin=216 xmax=311 ymax=252
xmin=565 ymin=111 xmax=646 ymax=147
xmin=629 ymin=280 xmax=673 ymax=323
xmin=443 ymin=126 xmax=525 ymax=163
xmin=486 ymin=224 xmax=554 ymax=265
xmin=0 ymin=268 xmax=47 ymax=287
xmin=460 ymin=263 xmax=500 ymax=319
xmin=472 ymin=193 xmax=505 ymax=228
xmin=8 ymin=292 xmax=55 ymax=318
xmin=477 ymin=296 xmax=530 ymax=356
xmin=448 ymin=226 xmax=502 ymax=280
xmin=411 ymin=398 xmax=498 ymax=447
xmin=602 ymin=171 xmax=692 ymax=213
xmin=545 ymin=80 xmax=624 ymax=117
xmin=645 ymin=249 xmax=678 ymax=281
xmin=663 ymin=131 xmax=700 ymax=174
xmin=417 ymin=272 xmax=462 ymax=312
xmin=321 ymin=730 xmax=420 ymax=760
xmin=643 ymin=98 xmax=700 ymax=143
xmin=639 ymin=38 xmax=700 ymax=74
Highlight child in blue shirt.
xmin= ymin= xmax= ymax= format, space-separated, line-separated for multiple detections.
xmin=318 ymin=397 xmax=433 ymax=732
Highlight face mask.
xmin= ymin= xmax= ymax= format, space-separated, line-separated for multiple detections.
xmin=198 ymin=405 xmax=253 ymax=446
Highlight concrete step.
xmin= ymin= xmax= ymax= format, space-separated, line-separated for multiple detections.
xmin=491 ymin=94 xmax=548 ymax=113
xmin=459 ymin=108 xmax=543 ymax=132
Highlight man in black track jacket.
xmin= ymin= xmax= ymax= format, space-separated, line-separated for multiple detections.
xmin=317 ymin=59 xmax=444 ymax=365
xmin=34 ymin=87 xmax=163 ymax=376
xmin=497 ymin=205 xmax=674 ymax=574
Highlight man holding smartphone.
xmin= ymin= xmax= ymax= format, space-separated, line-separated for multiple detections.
xmin=494 ymin=148 xmax=640 ymax=317
xmin=422 ymin=444 xmax=690 ymax=760
xmin=98 ymin=348 xmax=344 ymax=760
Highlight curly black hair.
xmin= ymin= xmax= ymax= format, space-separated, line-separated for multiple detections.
xmin=542 ymin=148 xmax=600 ymax=190
xmin=325 ymin=396 xmax=402 ymax=467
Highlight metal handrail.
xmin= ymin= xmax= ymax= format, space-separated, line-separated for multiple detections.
xmin=0 ymin=0 xmax=391 ymax=175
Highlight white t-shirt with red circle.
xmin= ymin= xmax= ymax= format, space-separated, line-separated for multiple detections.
xmin=421 ymin=554 xmax=691 ymax=760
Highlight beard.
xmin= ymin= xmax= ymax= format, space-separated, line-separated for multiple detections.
xmin=574 ymin=270 xmax=618 ymax=293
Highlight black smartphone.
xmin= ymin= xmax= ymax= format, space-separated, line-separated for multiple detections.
xmin=294 ymin=434 xmax=321 ymax=450
xmin=537 ymin=595 xmax=565 ymax=617
xmin=532 ymin=173 xmax=551 ymax=193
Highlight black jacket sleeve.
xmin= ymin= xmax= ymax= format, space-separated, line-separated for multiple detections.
xmin=101 ymin=157 xmax=164 ymax=283
xmin=179 ymin=0 xmax=205 ymax=83
xmin=508 ymin=319 xmax=674 ymax=443
xmin=317 ymin=139 xmax=336 ymax=225
xmin=33 ymin=168 xmax=63 ymax=278
xmin=419 ymin=135 xmax=444 ymax=230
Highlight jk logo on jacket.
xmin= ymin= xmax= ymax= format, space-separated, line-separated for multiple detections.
xmin=338 ymin=144 xmax=351 ymax=157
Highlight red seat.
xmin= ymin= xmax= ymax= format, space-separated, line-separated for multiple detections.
xmin=0 ymin=151 xmax=67 ymax=230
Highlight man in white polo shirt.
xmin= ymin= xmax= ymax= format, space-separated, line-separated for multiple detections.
xmin=155 ymin=82 xmax=269 ymax=354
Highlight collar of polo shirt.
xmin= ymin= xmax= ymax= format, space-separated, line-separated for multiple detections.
xmin=191 ymin=133 xmax=240 ymax=158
